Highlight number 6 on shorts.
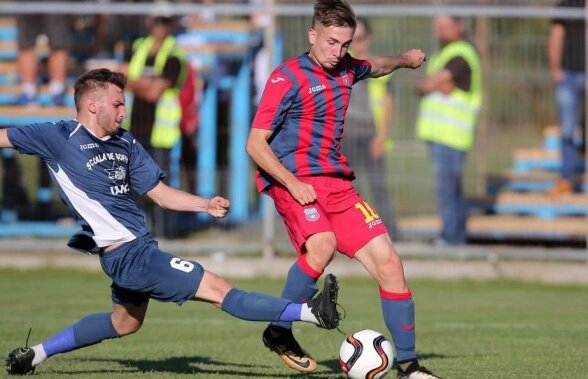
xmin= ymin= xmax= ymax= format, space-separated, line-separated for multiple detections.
xmin=170 ymin=257 xmax=195 ymax=273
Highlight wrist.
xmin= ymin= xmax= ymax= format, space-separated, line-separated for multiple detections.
xmin=400 ymin=53 xmax=410 ymax=68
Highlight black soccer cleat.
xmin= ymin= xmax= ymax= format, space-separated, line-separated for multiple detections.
xmin=262 ymin=325 xmax=317 ymax=372
xmin=307 ymin=273 xmax=341 ymax=330
xmin=5 ymin=347 xmax=35 ymax=375
xmin=397 ymin=360 xmax=442 ymax=379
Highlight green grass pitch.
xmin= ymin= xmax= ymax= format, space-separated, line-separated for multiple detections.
xmin=1 ymin=268 xmax=587 ymax=378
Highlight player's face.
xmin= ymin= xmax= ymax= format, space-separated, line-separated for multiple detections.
xmin=308 ymin=23 xmax=354 ymax=70
xmin=95 ymin=84 xmax=127 ymax=136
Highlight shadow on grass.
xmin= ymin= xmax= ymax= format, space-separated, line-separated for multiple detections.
xmin=47 ymin=352 xmax=447 ymax=377
xmin=48 ymin=355 xmax=344 ymax=378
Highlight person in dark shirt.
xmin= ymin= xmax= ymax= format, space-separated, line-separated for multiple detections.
xmin=546 ymin=0 xmax=585 ymax=195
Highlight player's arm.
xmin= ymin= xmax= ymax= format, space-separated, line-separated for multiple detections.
xmin=368 ymin=49 xmax=426 ymax=78
xmin=0 ymin=128 xmax=13 ymax=148
xmin=246 ymin=128 xmax=317 ymax=205
xmin=548 ymin=22 xmax=564 ymax=82
xmin=146 ymin=181 xmax=229 ymax=218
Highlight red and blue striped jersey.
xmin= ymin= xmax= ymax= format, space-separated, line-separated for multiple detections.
xmin=252 ymin=52 xmax=372 ymax=191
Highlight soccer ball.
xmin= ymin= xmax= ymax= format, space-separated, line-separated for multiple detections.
xmin=339 ymin=329 xmax=394 ymax=379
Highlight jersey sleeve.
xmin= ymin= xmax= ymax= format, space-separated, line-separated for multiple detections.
xmin=7 ymin=122 xmax=62 ymax=161
xmin=348 ymin=54 xmax=372 ymax=83
xmin=128 ymin=137 xmax=166 ymax=195
xmin=251 ymin=71 xmax=295 ymax=130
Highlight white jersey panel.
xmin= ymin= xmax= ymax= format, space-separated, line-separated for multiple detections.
xmin=48 ymin=164 xmax=136 ymax=246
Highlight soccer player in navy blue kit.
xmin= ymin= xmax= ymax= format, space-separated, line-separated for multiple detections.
xmin=247 ymin=1 xmax=440 ymax=378
xmin=2 ymin=68 xmax=341 ymax=375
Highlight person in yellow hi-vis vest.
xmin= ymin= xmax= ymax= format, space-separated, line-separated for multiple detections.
xmin=120 ymin=2 xmax=187 ymax=238
xmin=342 ymin=18 xmax=397 ymax=238
xmin=416 ymin=15 xmax=481 ymax=246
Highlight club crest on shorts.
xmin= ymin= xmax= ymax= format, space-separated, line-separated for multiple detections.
xmin=303 ymin=207 xmax=320 ymax=222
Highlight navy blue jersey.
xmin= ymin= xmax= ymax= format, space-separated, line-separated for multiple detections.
xmin=8 ymin=120 xmax=165 ymax=247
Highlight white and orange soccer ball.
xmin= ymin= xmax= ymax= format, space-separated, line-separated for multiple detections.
xmin=339 ymin=329 xmax=394 ymax=379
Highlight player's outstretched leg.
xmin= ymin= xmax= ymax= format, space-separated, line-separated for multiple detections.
xmin=5 ymin=312 xmax=123 ymax=375
xmin=221 ymin=273 xmax=340 ymax=329
xmin=262 ymin=273 xmax=339 ymax=373
xmin=5 ymin=347 xmax=35 ymax=375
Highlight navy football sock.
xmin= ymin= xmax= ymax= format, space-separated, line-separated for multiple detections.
xmin=42 ymin=312 xmax=120 ymax=357
xmin=380 ymin=288 xmax=417 ymax=362
xmin=221 ymin=288 xmax=295 ymax=321
xmin=272 ymin=256 xmax=321 ymax=329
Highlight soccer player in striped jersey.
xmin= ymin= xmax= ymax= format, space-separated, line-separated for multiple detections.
xmin=2 ymin=68 xmax=342 ymax=375
xmin=247 ymin=1 xmax=440 ymax=378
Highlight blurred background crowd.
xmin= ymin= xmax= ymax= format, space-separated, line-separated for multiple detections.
xmin=0 ymin=0 xmax=585 ymax=250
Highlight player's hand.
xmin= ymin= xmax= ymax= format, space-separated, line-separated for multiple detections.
xmin=402 ymin=49 xmax=426 ymax=69
xmin=207 ymin=196 xmax=230 ymax=218
xmin=286 ymin=179 xmax=317 ymax=205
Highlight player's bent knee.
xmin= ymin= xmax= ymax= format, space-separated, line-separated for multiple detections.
xmin=112 ymin=317 xmax=143 ymax=336
xmin=306 ymin=233 xmax=337 ymax=267
xmin=111 ymin=305 xmax=146 ymax=336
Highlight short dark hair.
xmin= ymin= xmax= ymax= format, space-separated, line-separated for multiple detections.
xmin=312 ymin=0 xmax=356 ymax=29
xmin=73 ymin=68 xmax=127 ymax=111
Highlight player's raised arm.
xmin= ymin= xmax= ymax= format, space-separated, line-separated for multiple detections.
xmin=368 ymin=49 xmax=426 ymax=78
xmin=0 ymin=128 xmax=13 ymax=148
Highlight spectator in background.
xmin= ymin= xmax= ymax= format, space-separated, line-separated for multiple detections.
xmin=93 ymin=0 xmax=150 ymax=60
xmin=546 ymin=0 xmax=585 ymax=196
xmin=13 ymin=1 xmax=73 ymax=106
xmin=415 ymin=15 xmax=481 ymax=246
xmin=341 ymin=17 xmax=397 ymax=237
xmin=120 ymin=1 xmax=188 ymax=238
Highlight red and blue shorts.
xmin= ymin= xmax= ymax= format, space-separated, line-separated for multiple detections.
xmin=268 ymin=175 xmax=388 ymax=258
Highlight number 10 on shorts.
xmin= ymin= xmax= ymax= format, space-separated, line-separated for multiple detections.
xmin=355 ymin=201 xmax=380 ymax=224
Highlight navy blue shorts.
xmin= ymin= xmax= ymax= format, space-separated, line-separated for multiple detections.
xmin=99 ymin=235 xmax=204 ymax=306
